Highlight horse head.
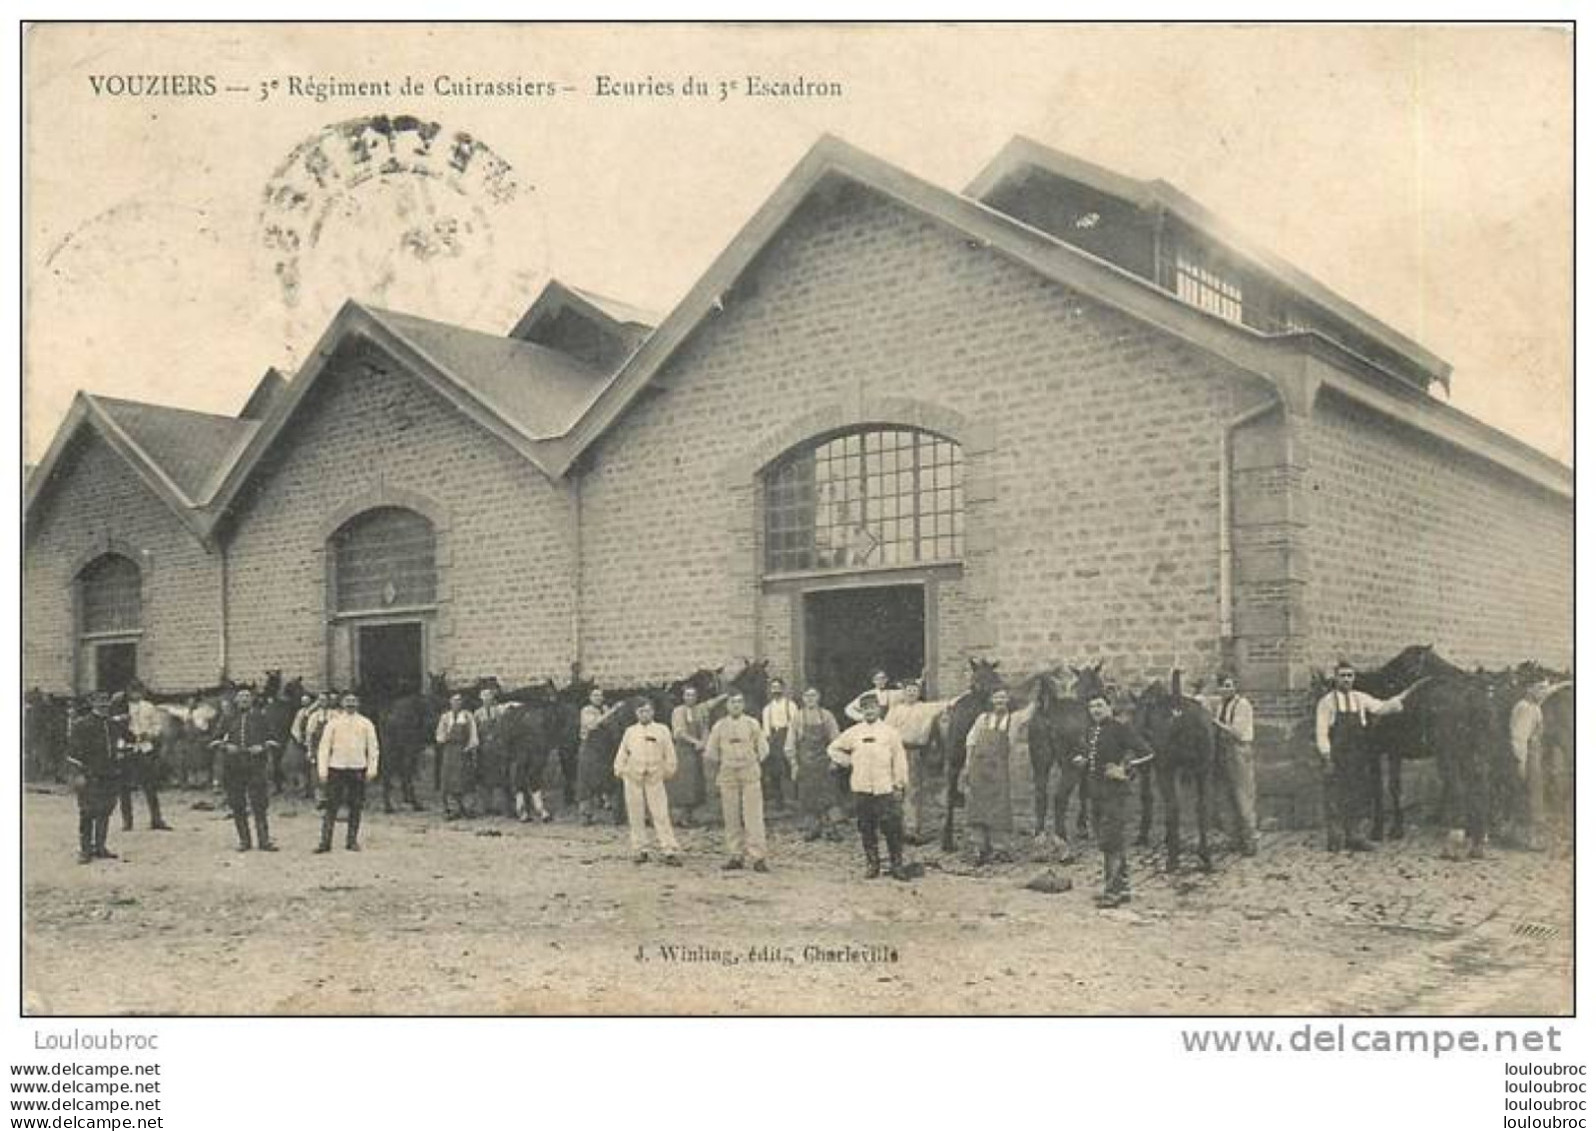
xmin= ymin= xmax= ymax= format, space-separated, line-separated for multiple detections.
xmin=967 ymin=657 xmax=1003 ymax=696
xmin=1070 ymin=661 xmax=1108 ymax=704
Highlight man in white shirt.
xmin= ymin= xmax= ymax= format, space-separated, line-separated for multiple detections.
xmin=612 ymin=699 xmax=682 ymax=865
xmin=1206 ymin=673 xmax=1257 ymax=855
xmin=1314 ymin=661 xmax=1422 ymax=853
xmin=118 ymin=681 xmax=172 ymax=832
xmin=844 ymin=669 xmax=907 ymax=723
xmin=1509 ymin=678 xmax=1551 ymax=851
xmin=705 ymin=692 xmax=770 ymax=872
xmin=316 ymin=692 xmax=380 ymax=853
xmin=883 ymin=680 xmax=951 ymax=846
xmin=760 ymin=677 xmax=797 ymax=813
xmin=828 ymin=693 xmax=912 ymax=881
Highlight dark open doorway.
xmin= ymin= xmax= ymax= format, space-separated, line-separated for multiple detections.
xmin=94 ymin=642 xmax=137 ymax=694
xmin=803 ymin=585 xmax=925 ymax=714
xmin=357 ymin=622 xmax=423 ymax=710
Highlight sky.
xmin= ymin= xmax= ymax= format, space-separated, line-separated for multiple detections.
xmin=23 ymin=23 xmax=1572 ymax=464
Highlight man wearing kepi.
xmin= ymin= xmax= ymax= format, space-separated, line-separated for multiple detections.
xmin=613 ymin=699 xmax=682 ymax=866
xmin=829 ymin=692 xmax=912 ymax=881
xmin=1314 ymin=661 xmax=1421 ymax=853
xmin=66 ymin=690 xmax=125 ymax=864
xmin=1075 ymin=692 xmax=1154 ymax=907
xmin=704 ymin=691 xmax=769 ymax=872
xmin=214 ymin=688 xmax=279 ymax=853
xmin=317 ymin=692 xmax=380 ymax=853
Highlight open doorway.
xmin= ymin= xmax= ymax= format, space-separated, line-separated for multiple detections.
xmin=803 ymin=585 xmax=925 ymax=714
xmin=356 ymin=621 xmax=423 ymax=711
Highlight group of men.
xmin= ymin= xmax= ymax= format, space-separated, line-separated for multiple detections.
xmin=65 ymin=684 xmax=381 ymax=864
xmin=60 ymin=657 xmax=1562 ymax=911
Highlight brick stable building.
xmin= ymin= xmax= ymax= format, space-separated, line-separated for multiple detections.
xmin=25 ymin=136 xmax=1572 ymax=808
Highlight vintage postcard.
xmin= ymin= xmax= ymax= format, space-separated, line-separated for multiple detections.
xmin=19 ymin=22 xmax=1573 ymax=1019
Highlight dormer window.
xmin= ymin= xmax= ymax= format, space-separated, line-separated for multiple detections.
xmin=1172 ymin=246 xmax=1244 ymax=323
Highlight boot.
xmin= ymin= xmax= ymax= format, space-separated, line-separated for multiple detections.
xmin=78 ymin=812 xmax=96 ymax=863
xmin=233 ymin=813 xmax=253 ymax=851
xmin=405 ymin=781 xmax=423 ymax=811
xmin=864 ymin=850 xmax=881 ymax=880
xmin=149 ymin=792 xmax=171 ymax=831
xmin=317 ymin=807 xmax=336 ymax=852
xmin=93 ymin=815 xmax=117 ymax=859
xmin=346 ymin=809 xmax=362 ymax=851
xmin=255 ymin=813 xmax=277 ymax=852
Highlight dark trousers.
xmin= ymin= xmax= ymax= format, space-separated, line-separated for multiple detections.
xmin=762 ymin=728 xmax=790 ymax=809
xmin=856 ymin=792 xmax=904 ymax=869
xmin=76 ymin=776 xmax=118 ymax=856
xmin=1324 ymin=745 xmax=1371 ymax=847
xmin=322 ymin=768 xmax=367 ymax=848
xmin=118 ymin=752 xmax=164 ymax=830
xmin=224 ymin=753 xmax=272 ymax=848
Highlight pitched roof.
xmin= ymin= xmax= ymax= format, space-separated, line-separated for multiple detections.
xmin=548 ymin=134 xmax=1567 ymax=498
xmin=367 ymin=306 xmax=607 ymax=440
xmin=965 ymin=136 xmax=1453 ymax=390
xmin=24 ymin=394 xmax=240 ymax=541
xmin=239 ymin=368 xmax=289 ymax=420
xmin=88 ymin=395 xmax=259 ymax=503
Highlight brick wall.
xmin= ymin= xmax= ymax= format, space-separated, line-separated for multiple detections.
xmin=576 ymin=182 xmax=1241 ymax=696
xmin=1306 ymin=389 xmax=1572 ymax=671
xmin=24 ymin=429 xmax=221 ymax=693
xmin=223 ymin=339 xmax=577 ymax=690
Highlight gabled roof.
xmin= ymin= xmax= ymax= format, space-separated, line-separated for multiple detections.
xmin=367 ymin=306 xmax=608 ymax=440
xmin=24 ymin=393 xmax=252 ymax=541
xmin=965 ymin=136 xmax=1453 ymax=390
xmin=239 ymin=368 xmax=289 ymax=420
xmin=547 ymin=134 xmax=1565 ymax=499
xmin=510 ymin=279 xmax=660 ymax=342
xmin=204 ymin=300 xmax=614 ymax=527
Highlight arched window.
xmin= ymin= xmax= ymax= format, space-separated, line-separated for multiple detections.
xmin=78 ymin=553 xmax=142 ymax=634
xmin=764 ymin=427 xmax=964 ymax=574
xmin=331 ymin=506 xmax=437 ymax=613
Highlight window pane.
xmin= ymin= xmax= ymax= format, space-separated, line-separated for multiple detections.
xmin=764 ymin=427 xmax=964 ymax=574
xmin=80 ymin=554 xmax=141 ymax=634
xmin=334 ymin=507 xmax=437 ymax=611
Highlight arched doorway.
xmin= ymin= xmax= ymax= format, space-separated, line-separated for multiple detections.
xmin=328 ymin=506 xmax=437 ymax=705
xmin=77 ymin=552 xmax=142 ymax=693
xmin=764 ymin=425 xmax=964 ymax=709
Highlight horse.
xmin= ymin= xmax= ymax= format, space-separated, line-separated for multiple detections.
xmin=1017 ymin=663 xmax=1105 ymax=855
xmin=1132 ymin=669 xmax=1215 ymax=872
xmin=937 ymin=657 xmax=1006 ymax=853
xmin=257 ymin=671 xmax=301 ymax=795
xmin=709 ymin=658 xmax=771 ymax=722
xmin=23 ymin=689 xmax=72 ymax=783
xmin=496 ymin=680 xmax=565 ymax=821
xmin=1341 ymin=645 xmax=1488 ymax=846
xmin=379 ymin=673 xmax=447 ymax=812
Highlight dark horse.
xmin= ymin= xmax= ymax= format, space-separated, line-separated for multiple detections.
xmin=1133 ymin=670 xmax=1215 ymax=872
xmin=938 ymin=658 xmax=1007 ymax=853
xmin=379 ymin=673 xmax=447 ymax=812
xmin=1018 ymin=663 xmax=1106 ymax=856
xmin=1344 ymin=645 xmax=1479 ymax=845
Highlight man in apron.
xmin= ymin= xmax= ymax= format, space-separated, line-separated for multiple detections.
xmin=1313 ymin=661 xmax=1420 ymax=852
xmin=434 ymin=692 xmax=479 ymax=820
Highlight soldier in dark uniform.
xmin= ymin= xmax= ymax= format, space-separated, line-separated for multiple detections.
xmin=1075 ymin=692 xmax=1155 ymax=907
xmin=66 ymin=690 xmax=125 ymax=864
xmin=212 ymin=688 xmax=279 ymax=852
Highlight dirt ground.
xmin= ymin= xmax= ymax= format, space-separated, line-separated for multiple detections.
xmin=22 ymin=783 xmax=1573 ymax=1016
